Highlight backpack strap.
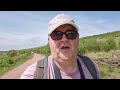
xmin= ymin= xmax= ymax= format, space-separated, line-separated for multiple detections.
xmin=78 ymin=55 xmax=98 ymax=79
xmin=53 ymin=59 xmax=86 ymax=79
xmin=34 ymin=57 xmax=48 ymax=79
xmin=44 ymin=57 xmax=48 ymax=79
xmin=53 ymin=60 xmax=62 ymax=79
xmin=34 ymin=55 xmax=98 ymax=79
xmin=77 ymin=59 xmax=85 ymax=79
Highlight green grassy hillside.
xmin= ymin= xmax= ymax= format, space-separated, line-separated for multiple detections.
xmin=78 ymin=30 xmax=120 ymax=54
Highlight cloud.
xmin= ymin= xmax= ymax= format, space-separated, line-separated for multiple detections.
xmin=0 ymin=32 xmax=48 ymax=51
xmin=77 ymin=17 xmax=114 ymax=38
xmin=0 ymin=11 xmax=48 ymax=33
xmin=0 ymin=11 xmax=48 ymax=51
xmin=95 ymin=19 xmax=109 ymax=24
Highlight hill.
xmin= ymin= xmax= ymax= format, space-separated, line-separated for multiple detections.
xmin=78 ymin=30 xmax=120 ymax=54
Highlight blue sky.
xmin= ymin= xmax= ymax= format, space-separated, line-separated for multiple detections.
xmin=0 ymin=11 xmax=120 ymax=51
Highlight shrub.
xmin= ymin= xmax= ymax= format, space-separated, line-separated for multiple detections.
xmin=78 ymin=40 xmax=87 ymax=54
xmin=0 ymin=56 xmax=16 ymax=67
xmin=78 ymin=46 xmax=87 ymax=55
xmin=98 ymin=40 xmax=108 ymax=51
xmin=7 ymin=50 xmax=17 ymax=57
xmin=78 ymin=38 xmax=100 ymax=54
xmin=105 ymin=38 xmax=116 ymax=51
xmin=18 ymin=50 xmax=26 ymax=54
xmin=36 ymin=45 xmax=51 ymax=56
xmin=86 ymin=39 xmax=100 ymax=52
xmin=118 ymin=40 xmax=120 ymax=49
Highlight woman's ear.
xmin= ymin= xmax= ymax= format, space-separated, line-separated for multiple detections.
xmin=48 ymin=37 xmax=49 ymax=41
xmin=78 ymin=33 xmax=80 ymax=38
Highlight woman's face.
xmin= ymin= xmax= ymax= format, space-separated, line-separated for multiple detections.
xmin=48 ymin=24 xmax=79 ymax=62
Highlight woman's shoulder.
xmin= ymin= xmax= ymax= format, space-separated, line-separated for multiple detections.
xmin=20 ymin=62 xmax=37 ymax=79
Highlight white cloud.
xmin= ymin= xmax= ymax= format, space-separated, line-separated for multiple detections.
xmin=0 ymin=11 xmax=48 ymax=34
xmin=95 ymin=19 xmax=109 ymax=24
xmin=0 ymin=11 xmax=48 ymax=50
xmin=0 ymin=32 xmax=48 ymax=51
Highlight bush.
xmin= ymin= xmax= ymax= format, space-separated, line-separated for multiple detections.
xmin=86 ymin=39 xmax=100 ymax=52
xmin=78 ymin=38 xmax=100 ymax=54
xmin=105 ymin=38 xmax=116 ymax=51
xmin=118 ymin=40 xmax=120 ymax=49
xmin=7 ymin=50 xmax=17 ymax=57
xmin=78 ymin=40 xmax=87 ymax=54
xmin=0 ymin=56 xmax=16 ymax=67
xmin=78 ymin=46 xmax=87 ymax=55
xmin=35 ymin=45 xmax=51 ymax=56
xmin=97 ymin=38 xmax=116 ymax=52
xmin=18 ymin=50 xmax=26 ymax=54
xmin=98 ymin=40 xmax=108 ymax=51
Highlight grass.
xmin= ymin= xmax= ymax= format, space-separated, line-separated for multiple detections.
xmin=99 ymin=64 xmax=110 ymax=78
xmin=86 ymin=49 xmax=110 ymax=59
xmin=85 ymin=49 xmax=120 ymax=79
xmin=0 ymin=53 xmax=32 ymax=76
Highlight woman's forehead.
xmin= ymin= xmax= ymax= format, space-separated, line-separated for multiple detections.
xmin=55 ymin=24 xmax=76 ymax=32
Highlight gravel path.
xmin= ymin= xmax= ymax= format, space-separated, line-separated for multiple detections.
xmin=0 ymin=53 xmax=45 ymax=79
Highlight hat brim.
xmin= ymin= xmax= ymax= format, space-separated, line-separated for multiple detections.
xmin=48 ymin=22 xmax=79 ymax=35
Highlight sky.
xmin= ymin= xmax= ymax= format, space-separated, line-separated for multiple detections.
xmin=0 ymin=11 xmax=120 ymax=51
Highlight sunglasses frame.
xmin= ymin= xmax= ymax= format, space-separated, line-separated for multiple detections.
xmin=50 ymin=29 xmax=78 ymax=40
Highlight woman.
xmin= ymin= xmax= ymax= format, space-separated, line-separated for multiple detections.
xmin=20 ymin=13 xmax=101 ymax=79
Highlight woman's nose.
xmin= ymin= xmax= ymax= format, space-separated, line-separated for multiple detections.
xmin=61 ymin=34 xmax=68 ymax=41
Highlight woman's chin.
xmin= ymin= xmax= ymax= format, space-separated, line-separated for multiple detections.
xmin=59 ymin=54 xmax=71 ymax=61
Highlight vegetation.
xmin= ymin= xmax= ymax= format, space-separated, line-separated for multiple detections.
xmin=0 ymin=44 xmax=51 ymax=76
xmin=29 ymin=45 xmax=51 ymax=56
xmin=0 ymin=50 xmax=32 ymax=76
xmin=78 ymin=31 xmax=120 ymax=54
xmin=85 ymin=50 xmax=120 ymax=79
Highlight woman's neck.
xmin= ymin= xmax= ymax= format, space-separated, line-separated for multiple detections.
xmin=53 ymin=57 xmax=78 ymax=74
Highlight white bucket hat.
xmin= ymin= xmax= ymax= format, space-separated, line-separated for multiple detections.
xmin=48 ymin=14 xmax=79 ymax=35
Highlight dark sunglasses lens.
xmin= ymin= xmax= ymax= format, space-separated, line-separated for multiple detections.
xmin=66 ymin=30 xmax=78 ymax=40
xmin=51 ymin=31 xmax=63 ymax=40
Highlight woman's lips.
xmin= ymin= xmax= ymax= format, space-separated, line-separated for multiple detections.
xmin=61 ymin=46 xmax=70 ymax=51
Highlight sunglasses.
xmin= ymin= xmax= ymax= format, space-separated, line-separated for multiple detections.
xmin=50 ymin=29 xmax=78 ymax=40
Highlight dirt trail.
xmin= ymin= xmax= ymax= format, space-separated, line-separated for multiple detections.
xmin=0 ymin=53 xmax=45 ymax=79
